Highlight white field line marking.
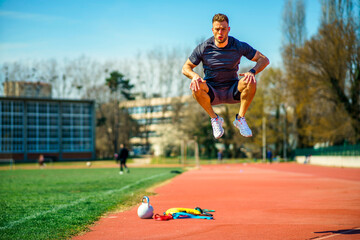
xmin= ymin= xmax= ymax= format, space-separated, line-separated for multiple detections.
xmin=0 ymin=172 xmax=168 ymax=230
xmin=314 ymin=227 xmax=360 ymax=240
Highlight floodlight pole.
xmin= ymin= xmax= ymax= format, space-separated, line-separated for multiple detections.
xmin=282 ymin=104 xmax=287 ymax=161
xmin=181 ymin=140 xmax=185 ymax=166
xmin=194 ymin=137 xmax=199 ymax=168
xmin=262 ymin=116 xmax=266 ymax=162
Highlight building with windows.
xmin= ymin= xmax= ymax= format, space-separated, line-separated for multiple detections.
xmin=4 ymin=81 xmax=52 ymax=98
xmin=121 ymin=95 xmax=192 ymax=156
xmin=0 ymin=97 xmax=95 ymax=162
xmin=121 ymin=95 xmax=224 ymax=156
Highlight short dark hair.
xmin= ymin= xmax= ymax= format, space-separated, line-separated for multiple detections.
xmin=212 ymin=13 xmax=229 ymax=24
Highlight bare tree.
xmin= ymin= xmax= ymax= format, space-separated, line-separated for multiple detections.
xmin=296 ymin=15 xmax=360 ymax=143
xmin=281 ymin=0 xmax=360 ymax=145
xmin=282 ymin=0 xmax=309 ymax=147
xmin=127 ymin=46 xmax=191 ymax=154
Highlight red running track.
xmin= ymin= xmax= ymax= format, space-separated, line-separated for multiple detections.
xmin=74 ymin=163 xmax=360 ymax=240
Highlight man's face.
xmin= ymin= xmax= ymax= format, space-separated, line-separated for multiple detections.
xmin=212 ymin=21 xmax=230 ymax=44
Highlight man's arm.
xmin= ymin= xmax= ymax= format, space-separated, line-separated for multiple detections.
xmin=182 ymin=59 xmax=204 ymax=91
xmin=250 ymin=51 xmax=270 ymax=74
xmin=239 ymin=51 xmax=270 ymax=83
xmin=182 ymin=59 xmax=200 ymax=80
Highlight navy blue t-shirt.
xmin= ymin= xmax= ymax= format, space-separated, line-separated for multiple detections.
xmin=189 ymin=36 xmax=257 ymax=87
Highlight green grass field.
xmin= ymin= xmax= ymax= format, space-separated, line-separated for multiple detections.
xmin=0 ymin=166 xmax=183 ymax=240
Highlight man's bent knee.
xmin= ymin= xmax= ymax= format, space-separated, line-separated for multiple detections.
xmin=192 ymin=89 xmax=207 ymax=99
xmin=248 ymin=81 xmax=256 ymax=95
xmin=238 ymin=81 xmax=256 ymax=93
xmin=192 ymin=82 xmax=209 ymax=95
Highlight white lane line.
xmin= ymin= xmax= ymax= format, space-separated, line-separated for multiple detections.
xmin=314 ymin=227 xmax=360 ymax=239
xmin=0 ymin=172 xmax=168 ymax=230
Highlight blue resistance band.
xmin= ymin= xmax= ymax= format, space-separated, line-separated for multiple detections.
xmin=172 ymin=212 xmax=213 ymax=220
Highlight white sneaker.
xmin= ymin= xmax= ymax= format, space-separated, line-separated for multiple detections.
xmin=233 ymin=115 xmax=252 ymax=137
xmin=211 ymin=116 xmax=224 ymax=139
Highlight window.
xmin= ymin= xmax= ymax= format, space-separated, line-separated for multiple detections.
xmin=38 ymin=140 xmax=47 ymax=151
xmin=62 ymin=128 xmax=71 ymax=138
xmin=49 ymin=116 xmax=58 ymax=126
xmin=49 ymin=128 xmax=58 ymax=138
xmin=62 ymin=140 xmax=72 ymax=151
xmin=27 ymin=141 xmax=37 ymax=151
xmin=27 ymin=116 xmax=37 ymax=126
xmin=2 ymin=102 xmax=11 ymax=112
xmin=38 ymin=128 xmax=47 ymax=138
xmin=83 ymin=129 xmax=92 ymax=138
xmin=73 ymin=128 xmax=81 ymax=138
xmin=83 ymin=116 xmax=91 ymax=126
xmin=138 ymin=131 xmax=159 ymax=138
xmin=38 ymin=103 xmax=47 ymax=114
xmin=1 ymin=114 xmax=11 ymax=125
xmin=13 ymin=102 xmax=23 ymax=113
xmin=73 ymin=140 xmax=81 ymax=150
xmin=27 ymin=103 xmax=37 ymax=113
xmin=1 ymin=140 xmax=11 ymax=151
xmin=153 ymin=105 xmax=162 ymax=112
xmin=73 ymin=104 xmax=81 ymax=114
xmin=73 ymin=116 xmax=81 ymax=126
xmin=84 ymin=140 xmax=91 ymax=150
xmin=62 ymin=104 xmax=71 ymax=114
xmin=27 ymin=128 xmax=37 ymax=138
xmin=13 ymin=115 xmax=23 ymax=125
xmin=148 ymin=131 xmax=159 ymax=137
xmin=136 ymin=119 xmax=145 ymax=125
xmin=82 ymin=105 xmax=90 ymax=114
xmin=13 ymin=127 xmax=23 ymax=138
xmin=49 ymin=140 xmax=58 ymax=151
xmin=13 ymin=140 xmax=23 ymax=151
xmin=128 ymin=107 xmax=134 ymax=114
xmin=39 ymin=116 xmax=47 ymax=125
xmin=49 ymin=103 xmax=58 ymax=114
xmin=1 ymin=128 xmax=11 ymax=138
xmin=62 ymin=116 xmax=71 ymax=126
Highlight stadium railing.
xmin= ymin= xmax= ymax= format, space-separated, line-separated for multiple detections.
xmin=295 ymin=144 xmax=360 ymax=156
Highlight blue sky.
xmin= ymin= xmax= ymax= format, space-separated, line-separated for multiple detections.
xmin=0 ymin=0 xmax=322 ymax=65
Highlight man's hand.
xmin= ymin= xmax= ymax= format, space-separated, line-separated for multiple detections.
xmin=189 ymin=75 xmax=206 ymax=91
xmin=239 ymin=72 xmax=256 ymax=84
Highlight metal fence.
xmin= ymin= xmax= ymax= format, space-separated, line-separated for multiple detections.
xmin=295 ymin=145 xmax=360 ymax=156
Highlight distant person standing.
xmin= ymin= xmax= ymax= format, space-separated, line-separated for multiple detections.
xmin=217 ymin=149 xmax=223 ymax=163
xmin=266 ymin=149 xmax=273 ymax=164
xmin=304 ymin=154 xmax=311 ymax=164
xmin=38 ymin=154 xmax=45 ymax=169
xmin=117 ymin=144 xmax=129 ymax=174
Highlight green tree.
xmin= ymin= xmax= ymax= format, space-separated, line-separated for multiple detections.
xmin=105 ymin=71 xmax=136 ymax=154
xmin=105 ymin=71 xmax=134 ymax=100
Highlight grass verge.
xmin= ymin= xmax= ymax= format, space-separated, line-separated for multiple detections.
xmin=0 ymin=167 xmax=183 ymax=240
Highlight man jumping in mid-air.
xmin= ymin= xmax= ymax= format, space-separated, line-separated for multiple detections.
xmin=182 ymin=13 xmax=269 ymax=139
